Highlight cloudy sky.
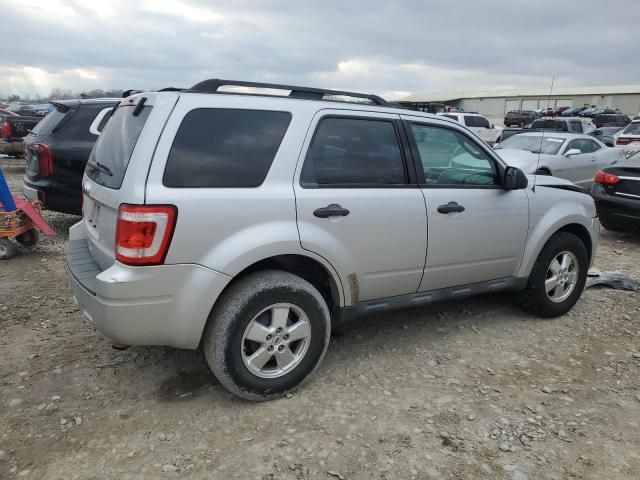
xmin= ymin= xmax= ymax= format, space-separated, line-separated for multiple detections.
xmin=2 ymin=0 xmax=638 ymax=99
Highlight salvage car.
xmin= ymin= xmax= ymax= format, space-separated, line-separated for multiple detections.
xmin=498 ymin=117 xmax=596 ymax=143
xmin=614 ymin=120 xmax=640 ymax=153
xmin=22 ymin=98 xmax=118 ymax=214
xmin=504 ymin=110 xmax=536 ymax=127
xmin=439 ymin=112 xmax=503 ymax=145
xmin=592 ymin=114 xmax=630 ymax=128
xmin=66 ymin=79 xmax=599 ymax=400
xmin=494 ymin=132 xmax=624 ymax=188
xmin=0 ymin=110 xmax=41 ymax=157
xmin=591 ymin=150 xmax=640 ymax=231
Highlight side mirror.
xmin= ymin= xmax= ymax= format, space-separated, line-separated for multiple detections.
xmin=565 ymin=148 xmax=582 ymax=156
xmin=504 ymin=166 xmax=528 ymax=190
xmin=489 ymin=123 xmax=494 ymax=129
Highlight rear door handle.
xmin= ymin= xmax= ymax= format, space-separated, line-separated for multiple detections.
xmin=437 ymin=201 xmax=465 ymax=214
xmin=313 ymin=204 xmax=350 ymax=218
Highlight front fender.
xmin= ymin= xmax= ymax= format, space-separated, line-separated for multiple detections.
xmin=517 ymin=192 xmax=598 ymax=278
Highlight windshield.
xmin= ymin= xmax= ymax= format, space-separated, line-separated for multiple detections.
xmin=499 ymin=135 xmax=565 ymax=155
xmin=86 ymin=105 xmax=152 ymax=189
xmin=622 ymin=122 xmax=640 ymax=135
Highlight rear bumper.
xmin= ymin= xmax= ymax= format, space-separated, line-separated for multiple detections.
xmin=23 ymin=176 xmax=82 ymax=215
xmin=593 ymin=190 xmax=640 ymax=230
xmin=66 ymin=233 xmax=232 ymax=349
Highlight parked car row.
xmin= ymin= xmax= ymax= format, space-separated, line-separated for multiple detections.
xmin=0 ymin=108 xmax=41 ymax=157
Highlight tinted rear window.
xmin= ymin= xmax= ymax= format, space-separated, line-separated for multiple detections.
xmin=31 ymin=107 xmax=68 ymax=136
xmin=163 ymin=108 xmax=291 ymax=188
xmin=86 ymin=105 xmax=152 ymax=189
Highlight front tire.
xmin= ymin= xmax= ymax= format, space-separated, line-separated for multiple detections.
xmin=16 ymin=229 xmax=39 ymax=247
xmin=518 ymin=232 xmax=588 ymax=317
xmin=203 ymin=270 xmax=331 ymax=401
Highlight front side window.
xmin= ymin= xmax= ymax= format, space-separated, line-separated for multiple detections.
xmin=164 ymin=109 xmax=291 ymax=188
xmin=565 ymin=138 xmax=596 ymax=154
xmin=301 ymin=117 xmax=406 ymax=187
xmin=410 ymin=123 xmax=498 ymax=186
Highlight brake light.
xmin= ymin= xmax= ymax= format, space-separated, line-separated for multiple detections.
xmin=115 ymin=204 xmax=177 ymax=265
xmin=594 ymin=170 xmax=619 ymax=185
xmin=37 ymin=144 xmax=54 ymax=177
xmin=616 ymin=137 xmax=638 ymax=146
xmin=0 ymin=121 xmax=11 ymax=138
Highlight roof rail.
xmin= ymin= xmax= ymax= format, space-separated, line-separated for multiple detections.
xmin=188 ymin=79 xmax=389 ymax=106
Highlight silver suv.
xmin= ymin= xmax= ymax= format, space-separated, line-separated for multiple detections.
xmin=67 ymin=80 xmax=600 ymax=400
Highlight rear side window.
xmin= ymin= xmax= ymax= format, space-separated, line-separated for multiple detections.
xmin=163 ymin=109 xmax=291 ymax=188
xmin=300 ymin=117 xmax=406 ymax=187
xmin=86 ymin=105 xmax=152 ymax=189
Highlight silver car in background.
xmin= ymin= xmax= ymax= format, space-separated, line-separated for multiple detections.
xmin=494 ymin=132 xmax=625 ymax=188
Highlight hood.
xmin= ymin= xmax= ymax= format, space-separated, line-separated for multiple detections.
xmin=527 ymin=174 xmax=574 ymax=187
xmin=495 ymin=149 xmax=556 ymax=173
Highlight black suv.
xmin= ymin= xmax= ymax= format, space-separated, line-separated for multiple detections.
xmin=504 ymin=110 xmax=536 ymax=127
xmin=22 ymin=98 xmax=119 ymax=215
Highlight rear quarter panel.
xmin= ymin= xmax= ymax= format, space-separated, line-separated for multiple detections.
xmin=144 ymin=95 xmax=345 ymax=305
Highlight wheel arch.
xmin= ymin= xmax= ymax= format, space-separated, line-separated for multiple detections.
xmin=196 ymin=253 xmax=344 ymax=348
xmin=517 ymin=216 xmax=595 ymax=280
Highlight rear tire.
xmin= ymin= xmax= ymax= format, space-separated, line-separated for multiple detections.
xmin=518 ymin=232 xmax=588 ymax=318
xmin=0 ymin=238 xmax=16 ymax=260
xmin=203 ymin=270 xmax=331 ymax=401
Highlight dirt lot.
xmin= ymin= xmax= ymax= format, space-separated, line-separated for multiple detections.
xmin=1 ymin=157 xmax=640 ymax=480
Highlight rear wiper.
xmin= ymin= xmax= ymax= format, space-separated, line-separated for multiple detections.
xmin=87 ymin=160 xmax=113 ymax=176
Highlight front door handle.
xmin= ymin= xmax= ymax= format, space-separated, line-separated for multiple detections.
xmin=313 ymin=204 xmax=350 ymax=218
xmin=437 ymin=201 xmax=465 ymax=214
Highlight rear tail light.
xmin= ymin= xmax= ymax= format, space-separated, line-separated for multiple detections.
xmin=36 ymin=144 xmax=54 ymax=177
xmin=0 ymin=121 xmax=11 ymax=138
xmin=115 ymin=204 xmax=177 ymax=265
xmin=594 ymin=170 xmax=620 ymax=185
xmin=616 ymin=137 xmax=638 ymax=146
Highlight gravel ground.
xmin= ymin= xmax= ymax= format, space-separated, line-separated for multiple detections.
xmin=1 ymin=156 xmax=640 ymax=479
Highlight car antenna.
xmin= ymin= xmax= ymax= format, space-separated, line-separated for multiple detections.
xmin=534 ymin=76 xmax=555 ymax=193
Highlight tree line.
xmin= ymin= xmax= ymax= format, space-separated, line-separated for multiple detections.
xmin=1 ymin=88 xmax=124 ymax=104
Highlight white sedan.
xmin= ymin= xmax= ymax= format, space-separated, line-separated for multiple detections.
xmin=493 ymin=132 xmax=625 ymax=188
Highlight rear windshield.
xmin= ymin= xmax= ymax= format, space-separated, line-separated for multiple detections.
xmin=86 ymin=105 xmax=152 ymax=189
xmin=623 ymin=122 xmax=640 ymax=135
xmin=31 ymin=106 xmax=68 ymax=136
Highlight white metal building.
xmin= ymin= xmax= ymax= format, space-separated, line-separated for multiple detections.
xmin=400 ymin=85 xmax=640 ymax=116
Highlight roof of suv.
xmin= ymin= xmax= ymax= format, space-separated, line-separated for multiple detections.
xmin=52 ymin=98 xmax=120 ymax=108
xmin=148 ymin=79 xmax=460 ymax=127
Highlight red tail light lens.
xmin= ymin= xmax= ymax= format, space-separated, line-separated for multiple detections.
xmin=594 ymin=170 xmax=619 ymax=185
xmin=0 ymin=121 xmax=11 ymax=137
xmin=616 ymin=137 xmax=638 ymax=146
xmin=37 ymin=144 xmax=54 ymax=177
xmin=115 ymin=204 xmax=177 ymax=265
